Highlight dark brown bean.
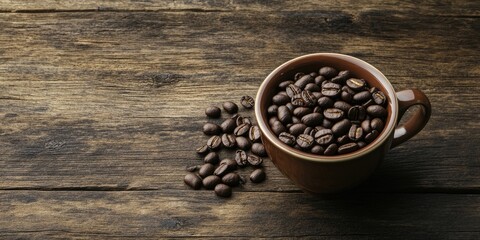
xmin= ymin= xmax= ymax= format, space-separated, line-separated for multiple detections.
xmin=332 ymin=119 xmax=352 ymax=136
xmin=314 ymin=75 xmax=326 ymax=85
xmin=184 ymin=173 xmax=202 ymax=190
xmin=251 ymin=143 xmax=267 ymax=157
xmin=305 ymin=83 xmax=320 ymax=92
xmin=240 ymin=95 xmax=255 ymax=109
xmin=310 ymin=71 xmax=318 ymax=77
xmin=293 ymin=107 xmax=312 ymax=118
xmin=203 ymin=175 xmax=221 ymax=190
xmin=221 ymin=133 xmax=236 ymax=148
xmin=312 ymin=91 xmax=323 ymax=99
xmin=247 ymin=154 xmax=263 ymax=166
xmin=311 ymin=145 xmax=325 ymax=154
xmin=296 ymin=134 xmax=315 ymax=149
xmin=371 ymin=118 xmax=385 ymax=132
xmin=235 ymin=150 xmax=248 ymax=167
xmin=203 ymin=123 xmax=221 ymax=135
xmin=362 ymin=99 xmax=374 ymax=108
xmin=277 ymin=105 xmax=292 ymax=124
xmin=269 ymin=116 xmax=279 ymax=126
xmin=348 ymin=125 xmax=364 ymax=141
xmin=348 ymin=106 xmax=367 ymax=121
xmin=214 ymin=184 xmax=232 ymax=197
xmin=337 ymin=135 xmax=350 ymax=145
xmin=358 ymin=141 xmax=367 ymax=148
xmin=353 ymin=91 xmax=372 ymax=102
xmin=236 ymin=115 xmax=244 ymax=126
xmin=323 ymin=108 xmax=345 ymax=121
xmin=334 ymin=101 xmax=352 ymax=113
xmin=234 ymin=123 xmax=251 ymax=136
xmin=186 ymin=165 xmax=198 ymax=172
xmin=207 ymin=135 xmax=222 ymax=150
xmin=291 ymin=94 xmax=305 ymax=107
xmin=279 ymin=80 xmax=294 ymax=89
xmin=272 ymin=94 xmax=290 ymax=105
xmin=338 ymin=142 xmax=359 ymax=154
xmin=222 ymin=101 xmax=238 ymax=114
xmin=301 ymin=113 xmax=323 ymax=127
xmin=367 ymin=105 xmax=388 ymax=118
xmin=249 ymin=125 xmax=261 ymax=142
xmin=204 ymin=152 xmax=220 ymax=164
xmin=317 ymin=96 xmax=334 ymax=108
xmin=295 ymin=74 xmax=314 ymax=89
xmin=331 ymin=70 xmax=351 ymax=84
xmin=294 ymin=72 xmax=305 ymax=80
xmin=346 ymin=78 xmax=366 ymax=90
xmin=268 ymin=105 xmax=279 ymax=116
xmin=243 ymin=117 xmax=252 ymax=125
xmin=286 ymin=102 xmax=295 ymax=112
xmin=324 ymin=143 xmax=338 ymax=156
xmin=250 ymin=168 xmax=266 ymax=183
xmin=236 ymin=136 xmax=251 ymax=150
xmin=313 ymin=106 xmax=322 ymax=113
xmin=221 ymin=158 xmax=238 ymax=170
xmin=322 ymin=118 xmax=334 ymax=128
xmin=289 ymin=123 xmax=308 ymax=136
xmin=199 ymin=163 xmax=216 ymax=178
xmin=361 ymin=119 xmax=372 ymax=133
xmin=195 ymin=144 xmax=209 ymax=155
xmin=319 ymin=66 xmax=338 ymax=79
xmin=205 ymin=106 xmax=221 ymax=118
xmin=220 ymin=118 xmax=236 ymax=134
xmin=341 ymin=91 xmax=353 ymax=102
xmin=279 ymin=132 xmax=296 ymax=146
xmin=292 ymin=116 xmax=301 ymax=124
xmin=314 ymin=129 xmax=334 ymax=145
xmin=372 ymin=91 xmax=387 ymax=106
xmin=301 ymin=90 xmax=317 ymax=106
xmin=222 ymin=172 xmax=240 ymax=187
xmin=214 ymin=164 xmax=230 ymax=177
xmin=271 ymin=120 xmax=287 ymax=135
xmin=321 ymin=82 xmax=341 ymax=97
xmin=365 ymin=130 xmax=379 ymax=143
xmin=286 ymin=84 xmax=302 ymax=98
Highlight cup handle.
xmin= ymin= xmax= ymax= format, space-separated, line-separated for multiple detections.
xmin=391 ymin=89 xmax=432 ymax=148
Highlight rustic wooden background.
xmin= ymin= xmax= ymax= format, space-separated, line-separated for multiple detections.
xmin=0 ymin=0 xmax=479 ymax=238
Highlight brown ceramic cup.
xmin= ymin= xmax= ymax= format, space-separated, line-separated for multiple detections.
xmin=255 ymin=53 xmax=431 ymax=193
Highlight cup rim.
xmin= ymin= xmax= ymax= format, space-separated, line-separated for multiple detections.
xmin=255 ymin=53 xmax=399 ymax=163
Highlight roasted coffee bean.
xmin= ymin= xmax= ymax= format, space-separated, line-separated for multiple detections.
xmin=277 ymin=105 xmax=292 ymax=124
xmin=243 ymin=117 xmax=252 ymax=125
xmin=251 ymin=143 xmax=267 ymax=157
xmin=184 ymin=173 xmax=202 ymax=190
xmin=311 ymin=145 xmax=325 ymax=154
xmin=186 ymin=165 xmax=198 ymax=172
xmin=287 ymin=124 xmax=293 ymax=129
xmin=331 ymin=70 xmax=351 ymax=84
xmin=310 ymin=71 xmax=318 ymax=77
xmin=301 ymin=113 xmax=323 ymax=127
xmin=304 ymin=127 xmax=313 ymax=135
xmin=203 ymin=123 xmax=221 ymax=135
xmin=236 ymin=116 xmax=244 ymax=126
xmin=296 ymin=134 xmax=314 ymax=149
xmin=315 ymin=75 xmax=326 ymax=85
xmin=196 ymin=144 xmax=209 ymax=155
xmin=272 ymin=94 xmax=290 ymax=105
xmin=214 ymin=164 xmax=231 ymax=177
xmin=286 ymin=84 xmax=302 ymax=98
xmin=321 ymin=82 xmax=341 ymax=97
xmin=312 ymin=92 xmax=323 ymax=99
xmin=332 ymin=119 xmax=352 ymax=136
xmin=221 ymin=158 xmax=237 ymax=169
xmin=361 ymin=119 xmax=372 ymax=133
xmin=289 ymin=123 xmax=308 ymax=136
xmin=234 ymin=123 xmax=251 ymax=136
xmin=203 ymin=175 xmax=221 ymax=190
xmin=334 ymin=101 xmax=352 ymax=113
xmin=358 ymin=141 xmax=367 ymax=148
xmin=291 ymin=94 xmax=305 ymax=107
xmin=207 ymin=135 xmax=222 ymax=150
xmin=310 ymin=126 xmax=325 ymax=137
xmin=318 ymin=96 xmax=334 ymax=108
xmin=293 ymin=144 xmax=302 ymax=150
xmin=221 ymin=133 xmax=236 ymax=148
xmin=286 ymin=102 xmax=295 ymax=112
xmin=247 ymin=154 xmax=263 ymax=166
xmin=337 ymin=135 xmax=350 ymax=145
xmin=319 ymin=66 xmax=338 ymax=79
xmin=367 ymin=105 xmax=387 ymax=117
xmin=346 ymin=78 xmax=366 ymax=91
xmin=338 ymin=142 xmax=359 ymax=154
xmin=294 ymin=72 xmax=305 ymax=80
xmin=279 ymin=80 xmax=294 ymax=89
xmin=204 ymin=152 xmax=220 ymax=164
xmin=301 ymin=90 xmax=317 ymax=106
xmin=236 ymin=136 xmax=251 ymax=150
xmin=372 ymin=91 xmax=387 ymax=106
xmin=323 ymin=108 xmax=345 ymax=121
xmin=199 ymin=163 xmax=216 ymax=178
xmin=240 ymin=95 xmax=255 ymax=109
xmin=205 ymin=106 xmax=221 ymax=118
xmin=322 ymin=118 xmax=334 ymax=128
xmin=249 ymin=125 xmax=261 ymax=142
xmin=305 ymin=83 xmax=320 ymax=92
xmin=250 ymin=168 xmax=266 ymax=183
xmin=278 ymin=91 xmax=288 ymax=96
xmin=222 ymin=172 xmax=240 ymax=187
xmin=365 ymin=130 xmax=379 ymax=143
xmin=313 ymin=106 xmax=322 ymax=113
xmin=279 ymin=132 xmax=296 ymax=146
xmin=271 ymin=121 xmax=287 ymax=135
xmin=215 ymin=183 xmax=232 ymax=197
xmin=348 ymin=106 xmax=366 ymax=121
xmin=293 ymin=107 xmax=312 ymax=118
xmin=341 ymin=91 xmax=353 ymax=102
xmin=222 ymin=101 xmax=238 ymax=114
xmin=268 ymin=105 xmax=279 ymax=116
xmin=324 ymin=143 xmax=338 ymax=156
xmin=221 ymin=118 xmax=236 ymax=133
xmin=269 ymin=116 xmax=279 ymax=126
xmin=292 ymin=116 xmax=301 ymax=124
xmin=235 ymin=150 xmax=248 ymax=167
xmin=348 ymin=125 xmax=363 ymax=141
xmin=362 ymin=99 xmax=374 ymax=108
xmin=231 ymin=113 xmax=239 ymax=120
xmin=370 ymin=118 xmax=385 ymax=132
xmin=342 ymin=85 xmax=356 ymax=95
xmin=353 ymin=91 xmax=371 ymax=103
xmin=314 ymin=129 xmax=334 ymax=145
xmin=295 ymin=75 xmax=314 ymax=89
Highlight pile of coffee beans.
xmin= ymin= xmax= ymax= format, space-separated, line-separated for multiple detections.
xmin=267 ymin=66 xmax=388 ymax=155
xmin=184 ymin=96 xmax=267 ymax=198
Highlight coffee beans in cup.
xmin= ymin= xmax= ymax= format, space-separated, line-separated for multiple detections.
xmin=267 ymin=67 xmax=388 ymax=156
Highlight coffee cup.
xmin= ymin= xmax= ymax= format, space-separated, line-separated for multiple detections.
xmin=255 ymin=53 xmax=431 ymax=193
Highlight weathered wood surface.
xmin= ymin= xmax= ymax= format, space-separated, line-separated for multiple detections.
xmin=0 ymin=0 xmax=479 ymax=238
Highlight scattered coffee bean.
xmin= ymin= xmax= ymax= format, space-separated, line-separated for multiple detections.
xmin=235 ymin=150 xmax=248 ymax=167
xmin=319 ymin=66 xmax=338 ymax=79
xmin=214 ymin=183 xmax=232 ymax=197
xmin=186 ymin=165 xmax=198 ymax=172
xmin=203 ymin=175 xmax=221 ymax=190
xmin=338 ymin=142 xmax=359 ymax=154
xmin=195 ymin=145 xmax=209 ymax=155
xmin=367 ymin=105 xmax=387 ymax=118
xmin=220 ymin=158 xmax=237 ymax=169
xmin=214 ymin=164 xmax=231 ymax=177
xmin=220 ymin=118 xmax=236 ymax=133
xmin=184 ymin=173 xmax=202 ymax=190
xmin=203 ymin=123 xmax=221 ymax=135
xmin=279 ymin=132 xmax=296 ymax=146
xmin=314 ymin=129 xmax=334 ymax=145
xmin=250 ymin=168 xmax=266 ymax=183
xmin=247 ymin=154 xmax=263 ymax=166
xmin=221 ymin=133 xmax=236 ymax=148
xmin=206 ymin=135 xmax=222 ymax=150
xmin=249 ymin=125 xmax=261 ymax=142
xmin=204 ymin=152 xmax=220 ymax=164
xmin=234 ymin=123 xmax=251 ymax=136
xmin=199 ymin=163 xmax=216 ymax=178
xmin=222 ymin=172 xmax=241 ymax=187
xmin=243 ymin=117 xmax=252 ymax=125
xmin=240 ymin=95 xmax=255 ymax=109
xmin=296 ymin=134 xmax=314 ymax=149
xmin=323 ymin=108 xmax=344 ymax=121
xmin=205 ymin=106 xmax=221 ymax=118
xmin=222 ymin=101 xmax=238 ymax=114
xmin=236 ymin=115 xmax=244 ymax=126
xmin=236 ymin=136 xmax=251 ymax=150
xmin=251 ymin=143 xmax=267 ymax=157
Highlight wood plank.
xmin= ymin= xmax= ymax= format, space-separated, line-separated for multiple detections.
xmin=0 ymin=190 xmax=478 ymax=238
xmin=0 ymin=0 xmax=478 ymax=16
xmin=0 ymin=11 xmax=479 ymax=192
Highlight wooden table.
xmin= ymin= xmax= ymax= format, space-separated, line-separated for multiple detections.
xmin=1 ymin=1 xmax=479 ymax=238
